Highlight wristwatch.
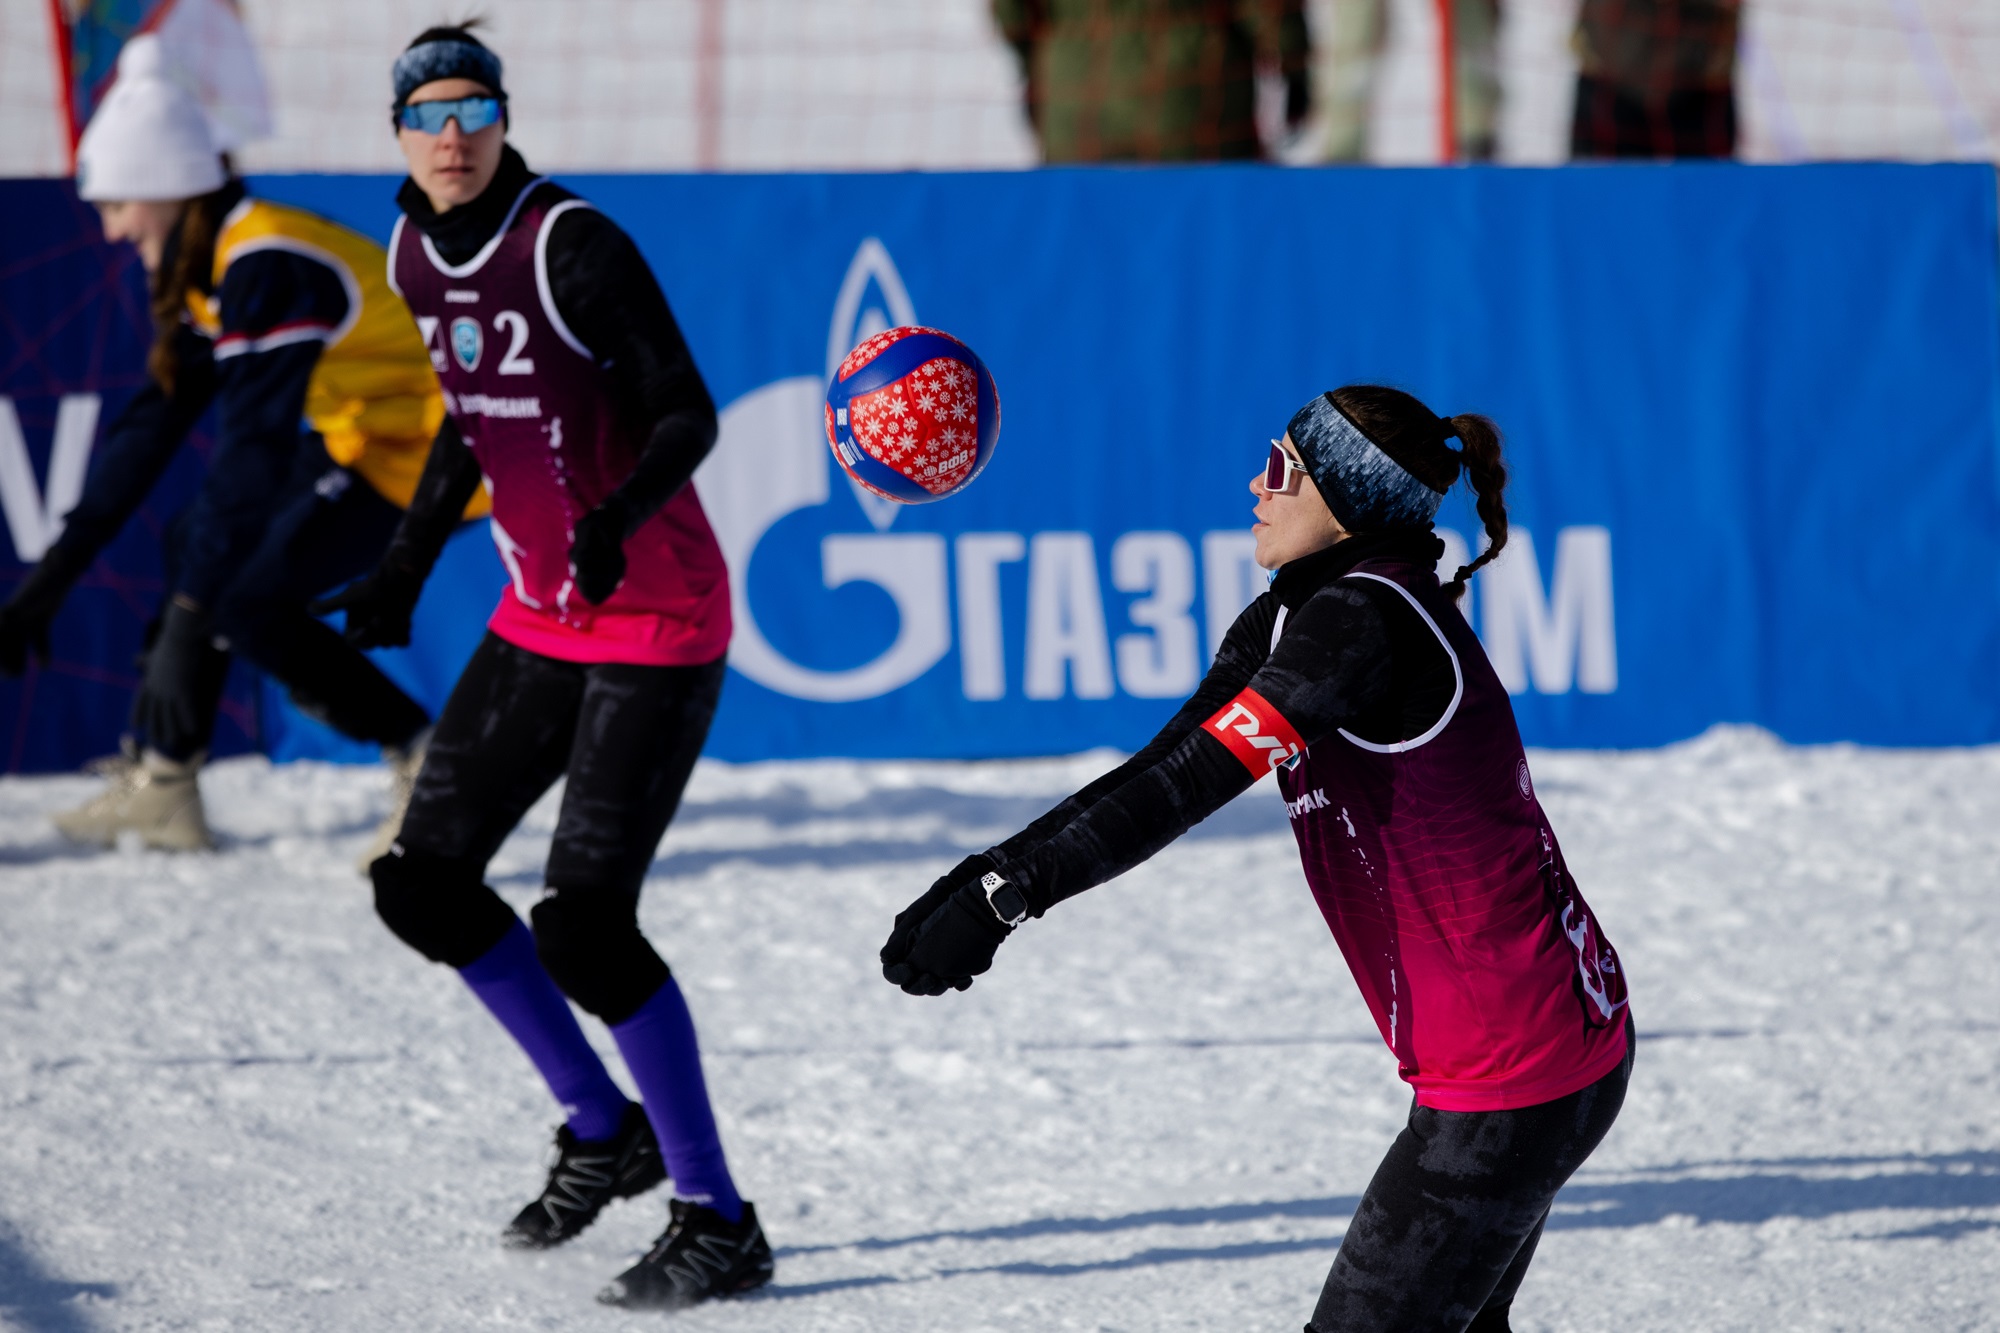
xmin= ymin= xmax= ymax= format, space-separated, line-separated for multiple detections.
xmin=981 ymin=871 xmax=1028 ymax=928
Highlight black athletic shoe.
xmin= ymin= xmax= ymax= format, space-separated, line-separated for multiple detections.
xmin=502 ymin=1102 xmax=667 ymax=1249
xmin=596 ymin=1199 xmax=774 ymax=1310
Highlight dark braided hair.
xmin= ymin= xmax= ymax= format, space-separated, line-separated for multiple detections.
xmin=1329 ymin=385 xmax=1508 ymax=603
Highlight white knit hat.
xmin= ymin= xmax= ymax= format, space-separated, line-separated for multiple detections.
xmin=75 ymin=36 xmax=226 ymax=202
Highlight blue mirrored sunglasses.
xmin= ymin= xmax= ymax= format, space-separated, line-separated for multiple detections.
xmin=397 ymin=95 xmax=504 ymax=135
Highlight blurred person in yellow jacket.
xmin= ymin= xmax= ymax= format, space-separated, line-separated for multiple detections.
xmin=0 ymin=36 xmax=481 ymax=854
xmin=994 ymin=0 xmax=1311 ymax=161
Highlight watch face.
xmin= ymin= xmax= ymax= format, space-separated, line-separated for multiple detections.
xmin=990 ymin=883 xmax=1028 ymax=924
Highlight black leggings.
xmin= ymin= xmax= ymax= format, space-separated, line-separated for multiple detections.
xmin=377 ymin=632 xmax=724 ymax=1024
xmin=1308 ymin=1024 xmax=1634 ymax=1333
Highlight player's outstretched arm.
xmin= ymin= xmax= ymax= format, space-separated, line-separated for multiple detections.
xmin=881 ymin=580 xmax=1401 ymax=996
xmin=983 ymin=590 xmax=1282 ymax=868
xmin=310 ymin=414 xmax=481 ymax=647
xmin=879 ymin=594 xmax=1285 ymax=994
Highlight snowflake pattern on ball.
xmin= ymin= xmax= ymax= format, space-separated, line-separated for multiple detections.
xmin=835 ymin=325 xmax=955 ymax=382
xmin=845 ymin=356 xmax=984 ymax=496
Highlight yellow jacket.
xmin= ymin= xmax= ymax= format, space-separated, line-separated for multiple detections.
xmin=187 ymin=196 xmax=488 ymax=517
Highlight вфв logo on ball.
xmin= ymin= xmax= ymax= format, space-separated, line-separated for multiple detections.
xmin=451 ymin=317 xmax=483 ymax=372
xmin=823 ymin=325 xmax=1000 ymax=505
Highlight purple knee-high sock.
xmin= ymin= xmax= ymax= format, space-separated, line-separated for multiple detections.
xmin=459 ymin=919 xmax=630 ymax=1142
xmin=610 ymin=978 xmax=742 ymax=1221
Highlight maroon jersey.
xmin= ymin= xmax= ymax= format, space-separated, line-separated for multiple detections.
xmin=1263 ymin=558 xmax=1630 ymax=1111
xmin=389 ymin=178 xmax=730 ymax=666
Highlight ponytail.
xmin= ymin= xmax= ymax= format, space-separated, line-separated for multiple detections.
xmin=146 ymin=183 xmax=232 ymax=396
xmin=1440 ymin=412 xmax=1507 ymax=603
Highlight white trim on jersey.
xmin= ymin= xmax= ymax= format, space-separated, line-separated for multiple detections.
xmin=221 ymin=197 xmax=255 ymax=231
xmin=416 ymin=176 xmax=547 ymax=278
xmin=385 ymin=215 xmax=406 ymax=297
xmin=533 ymin=198 xmax=598 ymax=361
xmin=1335 ymin=571 xmax=1464 ymax=754
xmin=212 ymin=322 xmax=334 ymax=360
xmin=219 ymin=235 xmax=363 ymax=347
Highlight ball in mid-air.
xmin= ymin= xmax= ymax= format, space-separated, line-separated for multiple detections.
xmin=824 ymin=326 xmax=1000 ymax=504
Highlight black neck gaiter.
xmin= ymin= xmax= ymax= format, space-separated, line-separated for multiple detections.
xmin=1268 ymin=528 xmax=1447 ymax=611
xmin=395 ymin=144 xmax=537 ymax=267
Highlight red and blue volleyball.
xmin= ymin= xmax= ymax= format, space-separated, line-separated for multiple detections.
xmin=824 ymin=326 xmax=1000 ymax=504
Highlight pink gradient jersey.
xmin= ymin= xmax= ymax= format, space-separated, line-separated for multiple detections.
xmin=389 ymin=179 xmax=730 ymax=666
xmin=1272 ymin=558 xmax=1631 ymax=1111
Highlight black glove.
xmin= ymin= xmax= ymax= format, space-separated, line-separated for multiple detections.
xmin=885 ymin=879 xmax=1013 ymax=996
xmin=0 ymin=545 xmax=89 ymax=676
xmin=568 ymin=498 xmax=631 ymax=606
xmin=309 ymin=550 xmax=426 ymax=649
xmin=882 ymin=854 xmax=993 ymax=973
xmin=132 ymin=599 xmax=224 ymax=757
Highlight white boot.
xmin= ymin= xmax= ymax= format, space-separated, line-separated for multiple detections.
xmin=52 ymin=744 xmax=213 ymax=851
xmin=357 ymin=727 xmax=431 ymax=874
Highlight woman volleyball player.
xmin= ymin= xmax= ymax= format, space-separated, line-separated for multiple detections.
xmin=882 ymin=387 xmax=1634 ymax=1332
xmin=318 ymin=26 xmax=769 ymax=1311
xmin=0 ymin=35 xmax=462 ymax=852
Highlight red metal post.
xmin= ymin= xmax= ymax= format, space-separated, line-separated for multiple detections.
xmin=1435 ymin=0 xmax=1456 ymax=162
xmin=695 ymin=0 xmax=723 ymax=170
xmin=47 ymin=0 xmax=78 ymax=167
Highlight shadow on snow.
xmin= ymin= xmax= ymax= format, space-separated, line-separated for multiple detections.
xmin=759 ymin=1152 xmax=2000 ymax=1295
xmin=0 ymin=1220 xmax=115 ymax=1333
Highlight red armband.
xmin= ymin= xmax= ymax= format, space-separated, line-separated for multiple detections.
xmin=1203 ymin=687 xmax=1306 ymax=776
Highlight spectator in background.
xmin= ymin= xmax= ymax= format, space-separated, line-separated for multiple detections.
xmin=994 ymin=0 xmax=1311 ymax=161
xmin=1571 ymin=0 xmax=1741 ymax=158
xmin=1319 ymin=0 xmax=1500 ymax=161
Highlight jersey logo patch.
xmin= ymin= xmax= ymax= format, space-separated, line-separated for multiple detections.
xmin=1205 ymin=687 xmax=1306 ymax=775
xmin=451 ymin=316 xmax=483 ymax=371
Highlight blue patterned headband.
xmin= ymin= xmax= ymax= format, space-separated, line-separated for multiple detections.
xmin=392 ymin=38 xmax=506 ymax=110
xmin=1286 ymin=393 xmax=1457 ymax=531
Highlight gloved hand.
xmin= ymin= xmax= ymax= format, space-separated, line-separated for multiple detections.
xmin=0 ymin=549 xmax=84 ymax=676
xmin=132 ymin=599 xmax=222 ymax=758
xmin=309 ymin=551 xmax=426 ymax=649
xmin=881 ymin=854 xmax=993 ymax=973
xmin=884 ymin=878 xmax=1013 ymax=996
xmin=568 ymin=498 xmax=631 ymax=606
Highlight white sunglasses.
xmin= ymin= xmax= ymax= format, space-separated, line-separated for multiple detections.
xmin=1265 ymin=439 xmax=1309 ymax=494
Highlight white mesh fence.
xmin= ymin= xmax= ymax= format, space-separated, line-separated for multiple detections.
xmin=1740 ymin=0 xmax=2000 ymax=162
xmin=0 ymin=0 xmax=1995 ymax=174
xmin=232 ymin=0 xmax=1038 ymax=174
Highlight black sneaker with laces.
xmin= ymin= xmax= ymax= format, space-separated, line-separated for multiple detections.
xmin=596 ymin=1198 xmax=774 ymax=1310
xmin=502 ymin=1102 xmax=667 ymax=1249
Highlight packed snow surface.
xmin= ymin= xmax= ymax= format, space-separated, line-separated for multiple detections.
xmin=0 ymin=726 xmax=1995 ymax=1331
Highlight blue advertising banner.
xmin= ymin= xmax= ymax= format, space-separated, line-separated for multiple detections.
xmin=3 ymin=164 xmax=1997 ymax=769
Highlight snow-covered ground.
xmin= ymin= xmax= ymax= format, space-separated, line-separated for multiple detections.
xmin=0 ymin=726 xmax=1995 ymax=1331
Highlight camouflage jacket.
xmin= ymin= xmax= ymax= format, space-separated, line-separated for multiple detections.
xmin=1575 ymin=0 xmax=1741 ymax=95
xmin=993 ymin=0 xmax=1309 ymax=162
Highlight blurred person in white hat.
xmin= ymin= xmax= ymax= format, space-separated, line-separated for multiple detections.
xmin=0 ymin=34 xmax=481 ymax=854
